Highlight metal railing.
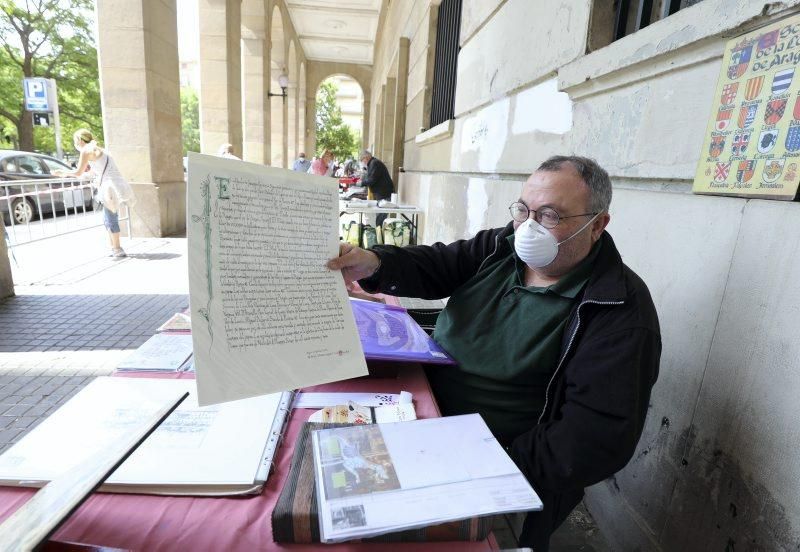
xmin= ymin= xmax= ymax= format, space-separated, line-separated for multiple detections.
xmin=2 ymin=177 xmax=131 ymax=247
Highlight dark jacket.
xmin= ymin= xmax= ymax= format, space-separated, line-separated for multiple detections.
xmin=362 ymin=157 xmax=393 ymax=200
xmin=361 ymin=222 xmax=661 ymax=550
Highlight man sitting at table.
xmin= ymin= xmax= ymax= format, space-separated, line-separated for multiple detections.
xmin=327 ymin=155 xmax=661 ymax=551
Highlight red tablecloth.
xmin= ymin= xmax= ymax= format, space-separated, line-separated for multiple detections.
xmin=0 ymin=364 xmax=498 ymax=551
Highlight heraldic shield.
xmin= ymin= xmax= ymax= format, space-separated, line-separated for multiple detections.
xmin=736 ymin=160 xmax=756 ymax=183
xmin=738 ymin=105 xmax=758 ymax=129
xmin=758 ymin=129 xmax=779 ymax=153
xmin=714 ymin=162 xmax=731 ymax=182
xmin=728 ymin=43 xmax=752 ymax=80
xmin=771 ymin=68 xmax=795 ymax=96
xmin=786 ymin=124 xmax=800 ymax=152
xmin=762 ymin=159 xmax=785 ymax=183
xmin=765 ymin=99 xmax=787 ymax=126
xmin=710 ymin=136 xmax=726 ymax=158
xmin=744 ymin=76 xmax=764 ymax=101
xmin=721 ymin=83 xmax=739 ymax=106
xmin=716 ymin=107 xmax=734 ymax=131
xmin=731 ymin=131 xmax=751 ymax=156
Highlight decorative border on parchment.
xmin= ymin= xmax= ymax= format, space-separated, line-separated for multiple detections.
xmin=191 ymin=173 xmax=213 ymax=343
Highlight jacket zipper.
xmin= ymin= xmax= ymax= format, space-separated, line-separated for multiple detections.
xmin=536 ymin=299 xmax=624 ymax=424
xmin=476 ymin=234 xmax=501 ymax=274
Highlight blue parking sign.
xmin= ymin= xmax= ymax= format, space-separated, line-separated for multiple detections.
xmin=23 ymin=78 xmax=50 ymax=111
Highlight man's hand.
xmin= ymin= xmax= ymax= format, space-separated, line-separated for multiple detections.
xmin=327 ymin=243 xmax=381 ymax=287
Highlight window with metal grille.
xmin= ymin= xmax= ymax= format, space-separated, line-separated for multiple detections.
xmin=588 ymin=0 xmax=704 ymax=51
xmin=429 ymin=0 xmax=462 ymax=128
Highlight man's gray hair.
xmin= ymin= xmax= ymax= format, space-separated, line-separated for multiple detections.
xmin=537 ymin=155 xmax=612 ymax=213
xmin=360 ymin=149 xmax=372 ymax=158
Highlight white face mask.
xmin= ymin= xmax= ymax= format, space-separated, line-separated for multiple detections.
xmin=514 ymin=213 xmax=601 ymax=268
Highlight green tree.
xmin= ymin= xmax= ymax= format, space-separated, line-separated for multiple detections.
xmin=0 ymin=0 xmax=102 ymax=154
xmin=315 ymin=79 xmax=360 ymax=161
xmin=181 ymin=87 xmax=200 ymax=155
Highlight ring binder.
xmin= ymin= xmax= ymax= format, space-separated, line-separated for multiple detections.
xmin=255 ymin=390 xmax=295 ymax=483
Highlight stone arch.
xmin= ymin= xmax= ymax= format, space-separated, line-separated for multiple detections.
xmin=269 ymin=4 xmax=286 ymax=167
xmin=305 ymin=62 xmax=373 ymax=156
xmin=313 ymin=73 xmax=364 ymax=159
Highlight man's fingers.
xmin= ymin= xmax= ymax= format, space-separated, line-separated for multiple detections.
xmin=326 ymin=243 xmax=351 ymax=270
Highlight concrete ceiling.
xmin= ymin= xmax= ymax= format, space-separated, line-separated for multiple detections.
xmin=285 ymin=0 xmax=381 ymax=65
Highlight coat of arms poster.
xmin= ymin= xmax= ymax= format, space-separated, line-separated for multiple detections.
xmin=693 ymin=16 xmax=800 ymax=200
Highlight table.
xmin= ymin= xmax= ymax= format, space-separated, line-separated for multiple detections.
xmin=339 ymin=201 xmax=422 ymax=246
xmin=0 ymin=364 xmax=499 ymax=551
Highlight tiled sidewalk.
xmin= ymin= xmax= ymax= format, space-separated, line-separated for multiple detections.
xmin=0 ymin=229 xmax=188 ymax=454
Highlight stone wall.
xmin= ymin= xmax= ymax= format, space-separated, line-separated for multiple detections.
xmin=374 ymin=0 xmax=800 ymax=548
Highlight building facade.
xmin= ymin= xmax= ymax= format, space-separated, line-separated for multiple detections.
xmin=369 ymin=1 xmax=800 ymax=550
xmin=84 ymin=1 xmax=800 ymax=548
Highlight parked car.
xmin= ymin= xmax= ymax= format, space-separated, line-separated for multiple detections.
xmin=0 ymin=150 xmax=93 ymax=224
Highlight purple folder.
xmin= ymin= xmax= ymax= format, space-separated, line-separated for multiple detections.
xmin=350 ymin=299 xmax=456 ymax=365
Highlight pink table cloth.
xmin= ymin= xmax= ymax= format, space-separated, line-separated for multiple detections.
xmin=0 ymin=364 xmax=498 ymax=551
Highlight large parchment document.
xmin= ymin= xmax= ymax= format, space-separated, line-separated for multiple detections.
xmin=187 ymin=153 xmax=368 ymax=406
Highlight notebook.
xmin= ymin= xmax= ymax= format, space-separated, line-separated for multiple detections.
xmin=0 ymin=377 xmax=293 ymax=496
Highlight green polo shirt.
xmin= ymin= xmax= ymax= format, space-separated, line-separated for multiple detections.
xmin=428 ymin=237 xmax=601 ymax=445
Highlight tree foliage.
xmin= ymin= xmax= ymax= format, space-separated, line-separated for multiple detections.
xmin=315 ymin=79 xmax=360 ymax=161
xmin=0 ymin=0 xmax=102 ymax=154
xmin=181 ymin=87 xmax=200 ymax=155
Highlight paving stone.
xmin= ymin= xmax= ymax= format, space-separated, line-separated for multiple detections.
xmin=0 ymin=428 xmax=23 ymax=444
xmin=1 ymin=404 xmax=31 ymax=417
xmin=12 ymin=416 xmax=39 ymax=429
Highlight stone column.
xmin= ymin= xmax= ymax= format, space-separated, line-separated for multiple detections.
xmin=361 ymin=88 xmax=371 ymax=151
xmin=391 ymin=38 xmax=409 ymax=185
xmin=198 ymin=0 xmax=243 ymax=157
xmin=382 ymin=78 xmax=396 ymax=173
xmin=287 ymin=82 xmax=297 ymax=163
xmin=242 ymin=36 xmax=269 ymax=164
xmin=270 ymin=70 xmax=286 ymax=167
xmin=305 ymin=95 xmax=316 ymax=157
xmin=0 ymin=235 xmax=13 ymax=299
xmin=95 ymin=0 xmax=185 ymax=237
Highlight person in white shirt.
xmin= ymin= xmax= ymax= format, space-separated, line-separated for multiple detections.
xmin=217 ymin=143 xmax=240 ymax=159
xmin=54 ymin=129 xmax=137 ymax=258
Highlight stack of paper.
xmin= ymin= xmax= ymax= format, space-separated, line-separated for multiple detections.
xmin=117 ymin=333 xmax=194 ymax=372
xmin=156 ymin=311 xmax=192 ymax=333
xmin=0 ymin=377 xmax=293 ymax=496
xmin=311 ymin=414 xmax=542 ymax=542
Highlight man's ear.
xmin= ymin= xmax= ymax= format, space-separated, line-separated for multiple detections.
xmin=591 ymin=213 xmax=610 ymax=241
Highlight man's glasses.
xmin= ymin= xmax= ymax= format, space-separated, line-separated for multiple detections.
xmin=508 ymin=202 xmax=597 ymax=229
